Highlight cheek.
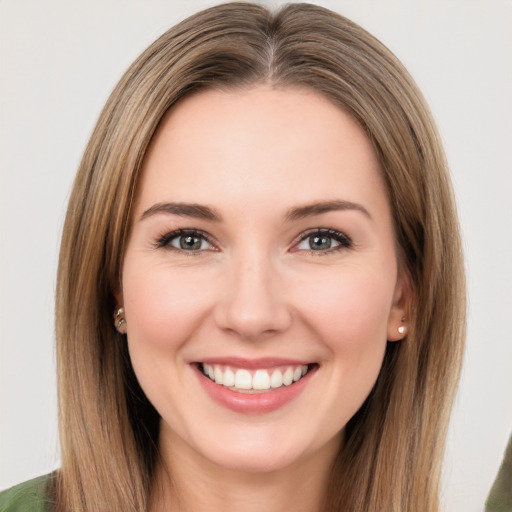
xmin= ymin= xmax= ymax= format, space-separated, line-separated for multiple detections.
xmin=120 ymin=261 xmax=218 ymax=422
xmin=299 ymin=266 xmax=394 ymax=341
xmin=122 ymin=261 xmax=215 ymax=352
xmin=295 ymin=264 xmax=395 ymax=398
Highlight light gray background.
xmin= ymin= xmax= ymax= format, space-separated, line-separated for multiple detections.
xmin=1 ymin=1 xmax=511 ymax=511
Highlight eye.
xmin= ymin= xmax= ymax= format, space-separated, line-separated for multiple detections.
xmin=156 ymin=229 xmax=215 ymax=252
xmin=294 ymin=229 xmax=352 ymax=253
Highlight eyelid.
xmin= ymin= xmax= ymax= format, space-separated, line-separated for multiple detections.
xmin=155 ymin=228 xmax=217 ymax=251
xmin=291 ymin=228 xmax=353 ymax=253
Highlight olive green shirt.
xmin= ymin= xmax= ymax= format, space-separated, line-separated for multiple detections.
xmin=2 ymin=455 xmax=511 ymax=512
xmin=486 ymin=434 xmax=512 ymax=512
xmin=0 ymin=474 xmax=53 ymax=512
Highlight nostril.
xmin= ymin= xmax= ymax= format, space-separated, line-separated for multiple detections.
xmin=213 ymin=302 xmax=292 ymax=340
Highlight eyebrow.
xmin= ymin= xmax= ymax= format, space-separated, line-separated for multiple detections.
xmin=140 ymin=199 xmax=371 ymax=223
xmin=140 ymin=202 xmax=223 ymax=222
xmin=284 ymin=200 xmax=372 ymax=221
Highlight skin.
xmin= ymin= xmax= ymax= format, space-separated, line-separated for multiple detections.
xmin=118 ymin=86 xmax=410 ymax=512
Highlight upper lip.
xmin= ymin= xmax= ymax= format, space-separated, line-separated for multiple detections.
xmin=194 ymin=357 xmax=314 ymax=369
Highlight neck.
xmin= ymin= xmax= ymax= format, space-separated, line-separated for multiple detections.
xmin=149 ymin=425 xmax=341 ymax=512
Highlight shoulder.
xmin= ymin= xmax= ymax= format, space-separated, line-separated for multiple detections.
xmin=0 ymin=474 xmax=54 ymax=512
xmin=486 ymin=434 xmax=512 ymax=511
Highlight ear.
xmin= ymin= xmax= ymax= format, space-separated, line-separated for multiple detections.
xmin=387 ymin=270 xmax=413 ymax=342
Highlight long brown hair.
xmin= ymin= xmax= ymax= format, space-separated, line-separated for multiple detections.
xmin=54 ymin=3 xmax=465 ymax=511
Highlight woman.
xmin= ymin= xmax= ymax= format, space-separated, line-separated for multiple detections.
xmin=0 ymin=2 xmax=465 ymax=511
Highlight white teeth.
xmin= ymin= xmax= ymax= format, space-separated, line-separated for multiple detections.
xmin=223 ymin=368 xmax=235 ymax=387
xmin=204 ymin=364 xmax=215 ymax=380
xmin=214 ymin=366 xmax=223 ymax=385
xmin=234 ymin=369 xmax=252 ymax=390
xmin=202 ymin=363 xmax=310 ymax=391
xmin=282 ymin=367 xmax=294 ymax=386
xmin=270 ymin=369 xmax=283 ymax=388
xmin=253 ymin=369 xmax=271 ymax=390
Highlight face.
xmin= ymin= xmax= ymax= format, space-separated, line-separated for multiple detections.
xmin=119 ymin=86 xmax=408 ymax=474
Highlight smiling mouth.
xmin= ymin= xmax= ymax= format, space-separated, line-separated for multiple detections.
xmin=199 ymin=363 xmax=316 ymax=394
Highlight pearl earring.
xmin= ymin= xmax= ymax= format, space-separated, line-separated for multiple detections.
xmin=398 ymin=316 xmax=407 ymax=335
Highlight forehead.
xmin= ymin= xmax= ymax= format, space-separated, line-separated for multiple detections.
xmin=134 ymin=85 xmax=388 ymax=217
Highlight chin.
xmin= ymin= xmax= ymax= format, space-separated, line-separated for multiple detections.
xmin=181 ymin=422 xmax=342 ymax=476
xmin=202 ymin=443 xmax=309 ymax=474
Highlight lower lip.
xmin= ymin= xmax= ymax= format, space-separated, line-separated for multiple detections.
xmin=193 ymin=365 xmax=316 ymax=414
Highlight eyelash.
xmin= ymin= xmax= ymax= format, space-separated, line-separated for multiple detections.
xmin=154 ymin=228 xmax=353 ymax=255
xmin=294 ymin=228 xmax=353 ymax=255
xmin=155 ymin=229 xmax=216 ymax=254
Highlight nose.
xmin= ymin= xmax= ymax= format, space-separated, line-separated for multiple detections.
xmin=213 ymin=252 xmax=292 ymax=340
